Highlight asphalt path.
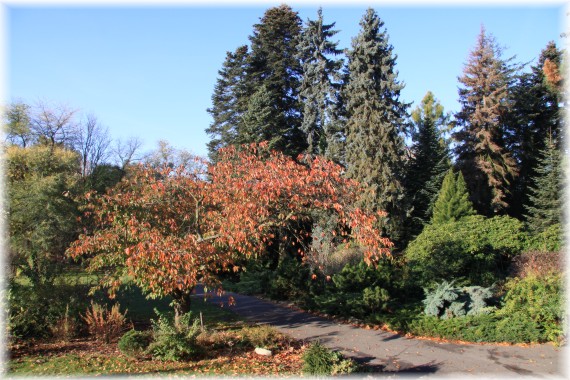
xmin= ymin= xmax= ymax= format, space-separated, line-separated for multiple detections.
xmin=195 ymin=286 xmax=566 ymax=377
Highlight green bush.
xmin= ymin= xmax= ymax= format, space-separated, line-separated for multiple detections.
xmin=118 ymin=330 xmax=152 ymax=358
xmin=494 ymin=312 xmax=542 ymax=343
xmin=407 ymin=273 xmax=564 ymax=344
xmin=405 ymin=215 xmax=526 ymax=287
xmin=8 ymin=282 xmax=89 ymax=340
xmin=423 ymin=281 xmax=494 ymax=319
xmin=311 ymin=260 xmax=396 ymax=319
xmin=268 ymin=255 xmax=314 ymax=301
xmin=302 ymin=341 xmax=357 ymax=376
xmin=408 ymin=313 xmax=500 ymax=342
xmin=147 ymin=309 xmax=202 ymax=361
xmin=497 ymin=274 xmax=563 ymax=343
xmin=525 ymin=223 xmax=563 ymax=252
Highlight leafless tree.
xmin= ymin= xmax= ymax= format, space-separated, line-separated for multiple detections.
xmin=113 ymin=136 xmax=144 ymax=169
xmin=74 ymin=114 xmax=111 ymax=177
xmin=144 ymin=140 xmax=204 ymax=173
xmin=30 ymin=101 xmax=77 ymax=147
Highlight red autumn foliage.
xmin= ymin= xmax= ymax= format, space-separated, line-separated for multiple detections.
xmin=68 ymin=143 xmax=392 ymax=305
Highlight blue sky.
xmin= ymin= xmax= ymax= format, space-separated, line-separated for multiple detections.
xmin=6 ymin=4 xmax=566 ymax=158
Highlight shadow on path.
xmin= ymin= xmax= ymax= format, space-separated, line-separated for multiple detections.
xmin=195 ymin=286 xmax=563 ymax=376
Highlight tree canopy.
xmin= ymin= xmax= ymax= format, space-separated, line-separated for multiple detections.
xmin=68 ymin=143 xmax=393 ymax=315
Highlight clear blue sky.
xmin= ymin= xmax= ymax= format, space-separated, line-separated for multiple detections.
xmin=6 ymin=4 xmax=566 ymax=158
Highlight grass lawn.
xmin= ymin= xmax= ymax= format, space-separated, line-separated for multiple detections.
xmin=8 ymin=340 xmax=304 ymax=376
xmin=7 ymin=291 xmax=305 ymax=377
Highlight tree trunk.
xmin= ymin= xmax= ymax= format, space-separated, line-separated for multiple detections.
xmin=171 ymin=288 xmax=194 ymax=328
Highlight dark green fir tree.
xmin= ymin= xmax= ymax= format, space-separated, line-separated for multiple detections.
xmin=404 ymin=91 xmax=451 ymax=240
xmin=206 ymin=45 xmax=250 ymax=162
xmin=344 ymin=8 xmax=409 ymax=241
xmin=238 ymin=84 xmax=282 ymax=148
xmin=505 ymin=41 xmax=564 ymax=218
xmin=431 ymin=170 xmax=476 ymax=224
xmin=297 ymin=7 xmax=344 ymax=161
xmin=524 ymin=136 xmax=563 ymax=233
xmin=246 ymin=5 xmax=306 ymax=156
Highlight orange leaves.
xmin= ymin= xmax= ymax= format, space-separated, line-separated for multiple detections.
xmin=69 ymin=143 xmax=393 ymax=303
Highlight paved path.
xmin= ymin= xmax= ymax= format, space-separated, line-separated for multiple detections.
xmin=196 ymin=287 xmax=567 ymax=377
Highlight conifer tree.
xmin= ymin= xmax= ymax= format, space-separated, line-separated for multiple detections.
xmin=506 ymin=42 xmax=564 ymax=218
xmin=206 ymin=45 xmax=250 ymax=162
xmin=245 ymin=5 xmax=306 ymax=157
xmin=344 ymin=8 xmax=409 ymax=240
xmin=524 ymin=136 xmax=563 ymax=232
xmin=297 ymin=8 xmax=344 ymax=160
xmin=405 ymin=91 xmax=451 ymax=239
xmin=431 ymin=170 xmax=476 ymax=224
xmin=453 ymin=26 xmax=518 ymax=215
xmin=238 ymin=84 xmax=283 ymax=148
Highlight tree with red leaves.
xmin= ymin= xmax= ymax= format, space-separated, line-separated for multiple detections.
xmin=68 ymin=143 xmax=392 ymax=317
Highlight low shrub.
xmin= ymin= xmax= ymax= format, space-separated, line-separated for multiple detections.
xmin=525 ymin=223 xmax=563 ymax=252
xmin=302 ymin=341 xmax=357 ymax=376
xmin=497 ymin=274 xmax=564 ymax=343
xmin=423 ymin=281 xmax=495 ymax=319
xmin=240 ymin=324 xmax=284 ymax=350
xmin=118 ymin=329 xmax=152 ymax=358
xmin=406 ymin=273 xmax=564 ymax=344
xmin=147 ymin=309 xmax=202 ymax=361
xmin=82 ymin=302 xmax=128 ymax=343
xmin=267 ymin=255 xmax=314 ymax=301
xmin=8 ymin=282 xmax=90 ymax=340
xmin=494 ymin=312 xmax=542 ymax=343
xmin=50 ymin=304 xmax=79 ymax=342
xmin=405 ymin=215 xmax=526 ymax=287
xmin=312 ymin=259 xmax=396 ymax=318
xmin=196 ymin=330 xmax=237 ymax=349
xmin=408 ymin=313 xmax=500 ymax=342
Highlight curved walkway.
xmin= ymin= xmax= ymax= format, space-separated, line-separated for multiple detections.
xmin=196 ymin=287 xmax=566 ymax=377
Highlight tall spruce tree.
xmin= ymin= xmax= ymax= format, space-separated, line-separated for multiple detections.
xmin=506 ymin=42 xmax=564 ymax=218
xmin=431 ymin=169 xmax=476 ymax=224
xmin=404 ymin=91 xmax=451 ymax=240
xmin=245 ymin=5 xmax=306 ymax=157
xmin=206 ymin=45 xmax=250 ymax=162
xmin=453 ymin=26 xmax=518 ymax=215
xmin=238 ymin=84 xmax=282 ymax=147
xmin=524 ymin=135 xmax=563 ymax=232
xmin=344 ymin=8 xmax=409 ymax=241
xmin=297 ymin=8 xmax=344 ymax=160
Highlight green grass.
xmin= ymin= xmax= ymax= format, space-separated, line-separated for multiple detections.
xmin=8 ymin=352 xmax=290 ymax=376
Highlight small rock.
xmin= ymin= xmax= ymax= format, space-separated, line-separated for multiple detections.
xmin=255 ymin=347 xmax=272 ymax=356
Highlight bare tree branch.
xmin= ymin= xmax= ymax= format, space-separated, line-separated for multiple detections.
xmin=30 ymin=101 xmax=77 ymax=147
xmin=113 ymin=136 xmax=144 ymax=169
xmin=74 ymin=114 xmax=111 ymax=177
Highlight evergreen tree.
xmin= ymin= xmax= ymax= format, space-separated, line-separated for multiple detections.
xmin=506 ymin=42 xmax=564 ymax=218
xmin=524 ymin=136 xmax=563 ymax=232
xmin=431 ymin=170 xmax=476 ymax=224
xmin=297 ymin=8 xmax=344 ymax=160
xmin=245 ymin=5 xmax=306 ymax=156
xmin=238 ymin=84 xmax=283 ymax=148
xmin=344 ymin=8 xmax=409 ymax=240
xmin=4 ymin=102 xmax=33 ymax=147
xmin=206 ymin=45 xmax=250 ymax=162
xmin=404 ymin=91 xmax=451 ymax=240
xmin=453 ymin=26 xmax=518 ymax=215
